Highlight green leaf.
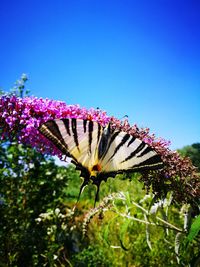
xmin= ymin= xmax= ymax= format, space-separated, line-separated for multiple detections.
xmin=125 ymin=191 xmax=131 ymax=207
xmin=144 ymin=214 xmax=152 ymax=250
xmin=175 ymin=232 xmax=184 ymax=265
xmin=103 ymin=216 xmax=118 ymax=245
xmin=119 ymin=219 xmax=131 ymax=251
xmin=175 ymin=233 xmax=184 ymax=255
xmin=103 ymin=222 xmax=110 ymax=245
xmin=186 ymin=214 xmax=200 ymax=242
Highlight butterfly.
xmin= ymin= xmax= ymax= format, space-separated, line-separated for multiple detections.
xmin=38 ymin=118 xmax=164 ymax=204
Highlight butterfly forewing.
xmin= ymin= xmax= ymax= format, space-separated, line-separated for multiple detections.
xmin=39 ymin=118 xmax=102 ymax=169
xmin=100 ymin=130 xmax=163 ymax=173
xmin=38 ymin=120 xmax=70 ymax=156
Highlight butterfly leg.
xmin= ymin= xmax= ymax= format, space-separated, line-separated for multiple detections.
xmin=73 ymin=178 xmax=89 ymax=211
xmin=93 ymin=179 xmax=101 ymax=208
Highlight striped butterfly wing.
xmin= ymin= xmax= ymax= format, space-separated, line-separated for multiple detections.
xmin=39 ymin=118 xmax=103 ymax=171
xmin=39 ymin=119 xmax=163 ymax=205
xmin=99 ymin=130 xmax=163 ymax=174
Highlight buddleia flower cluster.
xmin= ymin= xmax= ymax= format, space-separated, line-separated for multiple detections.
xmin=0 ymin=95 xmax=109 ymax=157
xmin=0 ymin=94 xmax=199 ymax=207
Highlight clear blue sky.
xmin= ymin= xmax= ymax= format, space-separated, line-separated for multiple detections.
xmin=0 ymin=0 xmax=199 ymax=149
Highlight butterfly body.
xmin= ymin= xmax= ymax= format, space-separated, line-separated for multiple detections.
xmin=39 ymin=118 xmax=163 ymax=202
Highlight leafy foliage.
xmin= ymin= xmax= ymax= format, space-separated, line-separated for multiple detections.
xmin=72 ymin=245 xmax=111 ymax=267
xmin=1 ymin=138 xmax=200 ymax=266
xmin=0 ymin=141 xmax=84 ymax=266
xmin=83 ymin=189 xmax=200 ymax=266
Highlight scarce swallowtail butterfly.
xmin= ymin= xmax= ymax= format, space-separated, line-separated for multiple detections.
xmin=38 ymin=118 xmax=164 ymax=204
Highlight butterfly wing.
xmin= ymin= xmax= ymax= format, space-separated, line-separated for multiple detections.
xmin=38 ymin=118 xmax=103 ymax=171
xmin=39 ymin=119 xmax=163 ymax=177
xmin=100 ymin=130 xmax=163 ymax=174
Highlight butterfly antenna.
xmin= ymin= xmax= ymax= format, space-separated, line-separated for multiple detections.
xmin=73 ymin=178 xmax=89 ymax=211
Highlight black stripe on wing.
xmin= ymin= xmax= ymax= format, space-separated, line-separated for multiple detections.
xmin=87 ymin=120 xmax=102 ymax=154
xmin=38 ymin=120 xmax=70 ymax=156
xmin=122 ymin=141 xmax=146 ymax=163
xmin=83 ymin=120 xmax=87 ymax=133
xmin=99 ymin=129 xmax=121 ymax=160
xmin=108 ymin=133 xmax=130 ymax=161
xmin=127 ymin=136 xmax=136 ymax=146
xmin=88 ymin=120 xmax=94 ymax=153
xmin=63 ymin=119 xmax=71 ymax=136
xmin=97 ymin=123 xmax=102 ymax=144
xmin=137 ymin=146 xmax=152 ymax=157
xmin=71 ymin=118 xmax=80 ymax=151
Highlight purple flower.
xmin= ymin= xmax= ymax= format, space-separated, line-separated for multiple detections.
xmin=0 ymin=95 xmax=111 ymax=155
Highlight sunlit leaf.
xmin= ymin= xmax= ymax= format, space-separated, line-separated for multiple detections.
xmin=175 ymin=232 xmax=184 ymax=264
xmin=119 ymin=219 xmax=131 ymax=251
xmin=186 ymin=214 xmax=200 ymax=242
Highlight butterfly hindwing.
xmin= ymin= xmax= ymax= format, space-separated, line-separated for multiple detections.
xmin=100 ymin=130 xmax=163 ymax=174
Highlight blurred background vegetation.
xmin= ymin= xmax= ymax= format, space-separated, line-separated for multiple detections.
xmin=0 ymin=138 xmax=199 ymax=266
xmin=0 ymin=78 xmax=199 ymax=266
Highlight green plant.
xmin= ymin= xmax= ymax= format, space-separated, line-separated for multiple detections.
xmin=0 ymin=142 xmax=77 ymax=266
xmin=72 ymin=245 xmax=112 ymax=267
xmin=82 ymin=179 xmax=200 ymax=266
